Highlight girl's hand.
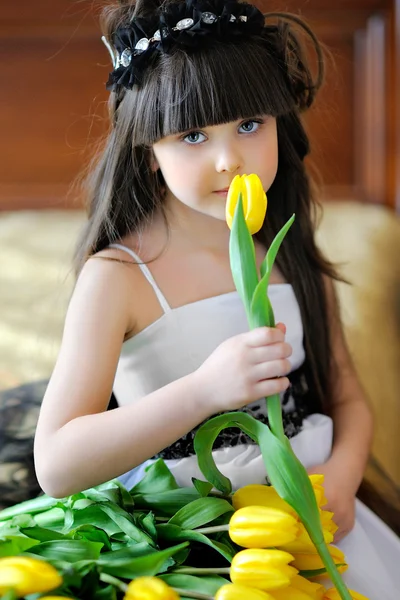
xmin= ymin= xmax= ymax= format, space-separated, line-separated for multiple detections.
xmin=307 ymin=460 xmax=357 ymax=543
xmin=194 ymin=323 xmax=292 ymax=414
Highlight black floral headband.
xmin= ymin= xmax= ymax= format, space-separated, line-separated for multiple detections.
xmin=103 ymin=0 xmax=266 ymax=91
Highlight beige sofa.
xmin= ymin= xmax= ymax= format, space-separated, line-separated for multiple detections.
xmin=0 ymin=203 xmax=399 ymax=504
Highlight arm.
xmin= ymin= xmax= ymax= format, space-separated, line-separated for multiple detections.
xmin=34 ymin=258 xmax=211 ymax=498
xmin=308 ymin=276 xmax=374 ymax=540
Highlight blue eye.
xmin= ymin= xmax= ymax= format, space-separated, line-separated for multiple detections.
xmin=183 ymin=131 xmax=207 ymax=144
xmin=239 ymin=120 xmax=261 ymax=133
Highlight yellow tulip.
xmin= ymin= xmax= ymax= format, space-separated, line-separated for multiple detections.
xmin=289 ymin=545 xmax=348 ymax=577
xmin=230 ymin=548 xmax=298 ymax=591
xmin=226 ymin=174 xmax=267 ymax=235
xmin=320 ymin=510 xmax=338 ymax=538
xmin=232 ymin=476 xmax=328 ymax=515
xmin=308 ymin=475 xmax=328 ymax=508
xmin=124 ymin=576 xmax=179 ymax=600
xmin=215 ymin=582 xmax=276 ymax=600
xmin=232 ymin=484 xmax=296 ymax=516
xmin=0 ymin=556 xmax=62 ymax=596
xmin=323 ymin=589 xmax=369 ymax=600
xmin=289 ymin=574 xmax=325 ymax=599
xmin=271 ymin=586 xmax=316 ymax=599
xmin=229 ymin=505 xmax=300 ymax=548
xmin=280 ymin=519 xmax=334 ymax=554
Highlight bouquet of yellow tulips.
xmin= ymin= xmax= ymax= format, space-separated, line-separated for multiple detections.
xmin=0 ymin=175 xmax=368 ymax=600
xmin=0 ymin=463 xmax=365 ymax=599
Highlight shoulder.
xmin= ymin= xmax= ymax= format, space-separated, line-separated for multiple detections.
xmin=68 ymin=247 xmax=146 ymax=339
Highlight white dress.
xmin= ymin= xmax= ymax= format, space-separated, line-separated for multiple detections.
xmin=110 ymin=244 xmax=400 ymax=600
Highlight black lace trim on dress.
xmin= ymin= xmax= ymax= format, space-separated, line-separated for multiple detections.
xmin=154 ymin=366 xmax=312 ymax=461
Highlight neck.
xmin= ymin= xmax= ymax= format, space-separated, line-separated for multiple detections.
xmin=164 ymin=196 xmax=231 ymax=253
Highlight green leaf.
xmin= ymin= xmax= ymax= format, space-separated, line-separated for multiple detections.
xmin=0 ymin=494 xmax=59 ymax=522
xmin=157 ymin=524 xmax=234 ymax=563
xmin=94 ymin=584 xmax=118 ymax=600
xmin=98 ymin=503 xmax=154 ymax=546
xmin=160 ymin=574 xmax=227 ymax=595
xmin=191 ymin=478 xmax=213 ymax=497
xmin=66 ymin=506 xmax=121 ymax=537
xmin=20 ymin=526 xmax=69 ymax=542
xmin=168 ymin=497 xmax=234 ymax=530
xmin=137 ymin=512 xmax=157 ymax=540
xmin=9 ymin=514 xmax=36 ymax=529
xmin=130 ymin=459 xmax=179 ymax=494
xmin=99 ymin=542 xmax=189 ymax=579
xmin=132 ymin=488 xmax=201 ymax=517
xmin=229 ymin=193 xmax=259 ymax=320
xmin=70 ymin=525 xmax=112 ymax=551
xmin=194 ymin=412 xmax=262 ymax=494
xmin=97 ymin=541 xmax=155 ymax=563
xmin=260 ymin=214 xmax=295 ymax=279
xmin=249 ymin=273 xmax=275 ymax=329
xmin=33 ymin=507 xmax=66 ymax=530
xmin=28 ymin=539 xmax=104 ymax=562
xmin=0 ymin=535 xmax=40 ymax=557
xmin=299 ymin=565 xmax=347 ymax=578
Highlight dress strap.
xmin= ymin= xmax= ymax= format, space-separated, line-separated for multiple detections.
xmin=108 ymin=243 xmax=171 ymax=313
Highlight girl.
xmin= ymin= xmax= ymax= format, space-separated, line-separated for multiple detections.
xmin=34 ymin=0 xmax=400 ymax=597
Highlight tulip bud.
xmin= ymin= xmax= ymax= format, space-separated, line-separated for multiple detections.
xmin=286 ymin=574 xmax=325 ymax=599
xmin=226 ymin=174 xmax=267 ymax=235
xmin=280 ymin=521 xmax=334 ymax=554
xmin=215 ymin=583 xmax=275 ymax=600
xmin=289 ymin=545 xmax=348 ymax=576
xmin=271 ymin=586 xmax=316 ymax=599
xmin=323 ymin=589 xmax=369 ymax=600
xmin=319 ymin=510 xmax=338 ymax=538
xmin=0 ymin=556 xmax=62 ymax=596
xmin=232 ymin=484 xmax=296 ymax=516
xmin=124 ymin=576 xmax=179 ymax=600
xmin=308 ymin=475 xmax=328 ymax=508
xmin=229 ymin=505 xmax=300 ymax=548
xmin=230 ymin=548 xmax=298 ymax=591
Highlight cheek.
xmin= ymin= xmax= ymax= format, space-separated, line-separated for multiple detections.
xmin=158 ymin=150 xmax=205 ymax=193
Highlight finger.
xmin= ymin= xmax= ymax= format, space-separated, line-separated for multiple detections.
xmin=276 ymin=322 xmax=287 ymax=334
xmin=253 ymin=358 xmax=292 ymax=381
xmin=253 ymin=376 xmax=290 ymax=398
xmin=251 ymin=342 xmax=293 ymax=364
xmin=246 ymin=326 xmax=285 ymax=347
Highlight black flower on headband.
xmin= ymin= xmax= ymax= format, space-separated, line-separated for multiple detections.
xmin=104 ymin=0 xmax=265 ymax=91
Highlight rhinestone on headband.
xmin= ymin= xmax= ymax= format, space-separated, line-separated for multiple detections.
xmin=135 ymin=38 xmax=150 ymax=54
xmin=175 ymin=18 xmax=194 ymax=30
xmin=201 ymin=12 xmax=218 ymax=24
xmin=120 ymin=48 xmax=132 ymax=67
xmin=105 ymin=0 xmax=267 ymax=91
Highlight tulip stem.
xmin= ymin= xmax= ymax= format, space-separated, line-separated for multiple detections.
xmin=195 ymin=525 xmax=228 ymax=534
xmin=99 ymin=573 xmax=128 ymax=592
xmin=173 ymin=567 xmax=231 ymax=575
xmin=174 ymin=588 xmax=214 ymax=599
xmin=315 ymin=542 xmax=352 ymax=600
xmin=266 ymin=393 xmax=286 ymax=441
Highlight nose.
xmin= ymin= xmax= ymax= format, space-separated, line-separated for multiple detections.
xmin=215 ymin=142 xmax=242 ymax=174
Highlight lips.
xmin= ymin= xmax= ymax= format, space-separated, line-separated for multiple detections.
xmin=214 ymin=188 xmax=230 ymax=193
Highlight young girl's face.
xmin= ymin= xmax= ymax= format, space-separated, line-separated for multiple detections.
xmin=152 ymin=115 xmax=278 ymax=223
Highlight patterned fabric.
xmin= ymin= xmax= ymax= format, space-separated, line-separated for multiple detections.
xmin=0 ymin=380 xmax=47 ymax=509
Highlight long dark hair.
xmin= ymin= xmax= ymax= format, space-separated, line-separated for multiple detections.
xmin=75 ymin=0 xmax=341 ymax=413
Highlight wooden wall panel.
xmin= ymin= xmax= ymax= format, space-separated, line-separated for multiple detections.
xmin=0 ymin=0 xmax=398 ymax=209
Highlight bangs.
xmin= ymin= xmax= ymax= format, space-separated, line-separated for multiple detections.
xmin=127 ymin=39 xmax=297 ymax=145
